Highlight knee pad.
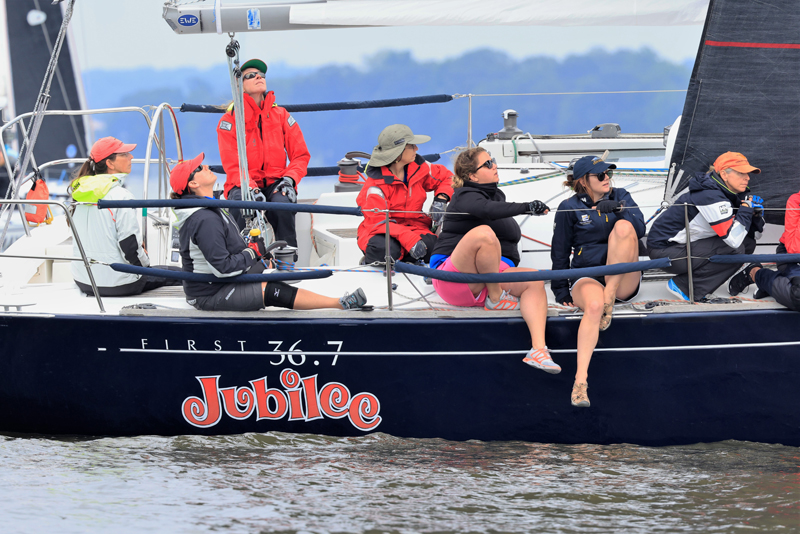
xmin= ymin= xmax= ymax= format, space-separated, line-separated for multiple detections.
xmin=264 ymin=281 xmax=298 ymax=309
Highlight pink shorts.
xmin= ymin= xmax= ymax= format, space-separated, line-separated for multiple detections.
xmin=433 ymin=257 xmax=510 ymax=307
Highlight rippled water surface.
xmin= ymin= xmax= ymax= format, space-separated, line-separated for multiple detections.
xmin=1 ymin=433 xmax=798 ymax=533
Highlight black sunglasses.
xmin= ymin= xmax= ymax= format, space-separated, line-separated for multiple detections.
xmin=243 ymin=71 xmax=265 ymax=80
xmin=188 ymin=165 xmax=203 ymax=181
xmin=592 ymin=170 xmax=613 ymax=181
xmin=476 ymin=157 xmax=497 ymax=171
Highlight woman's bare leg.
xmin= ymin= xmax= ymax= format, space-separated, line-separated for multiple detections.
xmin=603 ymin=219 xmax=640 ymax=304
xmin=571 ymin=278 xmax=605 ymax=383
xmin=449 ymin=225 xmax=504 ymax=301
xmin=502 ymin=268 xmax=548 ymax=350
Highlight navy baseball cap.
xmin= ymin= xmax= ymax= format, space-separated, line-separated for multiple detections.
xmin=572 ymin=155 xmax=616 ymax=181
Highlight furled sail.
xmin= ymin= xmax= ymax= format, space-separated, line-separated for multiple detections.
xmin=163 ymin=0 xmax=709 ymax=35
xmin=669 ymin=0 xmax=798 ymax=224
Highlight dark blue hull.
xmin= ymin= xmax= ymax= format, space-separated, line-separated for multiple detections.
xmin=1 ymin=309 xmax=799 ymax=445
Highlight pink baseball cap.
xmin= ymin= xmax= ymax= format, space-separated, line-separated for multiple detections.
xmin=90 ymin=137 xmax=137 ymax=162
xmin=170 ymin=153 xmax=205 ymax=195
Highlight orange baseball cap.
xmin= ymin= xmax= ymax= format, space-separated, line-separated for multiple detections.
xmin=90 ymin=136 xmax=136 ymax=162
xmin=714 ymin=152 xmax=761 ymax=174
xmin=170 ymin=153 xmax=205 ymax=195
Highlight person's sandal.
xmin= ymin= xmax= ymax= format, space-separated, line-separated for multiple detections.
xmin=571 ymin=381 xmax=590 ymax=407
xmin=599 ymin=302 xmax=613 ymax=331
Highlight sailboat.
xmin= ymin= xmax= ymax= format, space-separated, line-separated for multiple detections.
xmin=0 ymin=0 xmax=798 ymax=446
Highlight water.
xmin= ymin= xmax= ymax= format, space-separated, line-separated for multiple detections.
xmin=1 ymin=433 xmax=797 ymax=533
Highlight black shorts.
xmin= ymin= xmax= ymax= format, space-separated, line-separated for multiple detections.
xmin=189 ymin=282 xmax=263 ymax=311
xmin=569 ymin=272 xmax=643 ymax=303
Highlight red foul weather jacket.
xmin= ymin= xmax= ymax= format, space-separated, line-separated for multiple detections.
xmin=781 ymin=192 xmax=800 ymax=253
xmin=217 ymin=91 xmax=310 ymax=199
xmin=356 ymin=154 xmax=454 ymax=257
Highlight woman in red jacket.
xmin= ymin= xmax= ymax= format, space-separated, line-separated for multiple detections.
xmin=217 ymin=58 xmax=310 ymax=246
xmin=356 ymin=124 xmax=454 ymax=264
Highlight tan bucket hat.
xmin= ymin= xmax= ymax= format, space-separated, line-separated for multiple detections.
xmin=368 ymin=124 xmax=430 ymax=167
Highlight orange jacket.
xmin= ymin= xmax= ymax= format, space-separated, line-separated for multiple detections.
xmin=356 ymin=155 xmax=453 ymax=256
xmin=780 ymin=192 xmax=800 ymax=253
xmin=217 ymin=91 xmax=310 ymax=198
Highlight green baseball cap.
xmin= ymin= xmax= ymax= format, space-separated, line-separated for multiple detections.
xmin=241 ymin=58 xmax=267 ymax=74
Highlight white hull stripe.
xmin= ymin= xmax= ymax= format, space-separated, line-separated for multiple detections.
xmin=118 ymin=340 xmax=800 ymax=356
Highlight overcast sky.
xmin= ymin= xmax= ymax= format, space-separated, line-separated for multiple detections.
xmin=69 ymin=0 xmax=704 ymax=72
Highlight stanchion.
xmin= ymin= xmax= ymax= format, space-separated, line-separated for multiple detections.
xmin=384 ymin=209 xmax=393 ymax=310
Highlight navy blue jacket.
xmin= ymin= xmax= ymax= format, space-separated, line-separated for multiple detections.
xmin=647 ymin=171 xmax=764 ymax=250
xmin=550 ymin=187 xmax=645 ymax=303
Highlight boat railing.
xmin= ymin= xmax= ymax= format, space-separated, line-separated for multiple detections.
xmin=0 ymin=192 xmax=796 ymax=313
xmin=0 ymin=106 xmax=165 ymax=243
xmin=0 ymin=104 xmax=187 ymax=262
xmin=93 ymin=197 xmax=800 ymax=311
xmin=180 ymin=88 xmax=684 ymax=155
xmin=0 ymin=198 xmax=105 ymax=313
xmin=141 ymin=103 xmax=184 ymax=249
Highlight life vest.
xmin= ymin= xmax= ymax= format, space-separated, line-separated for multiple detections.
xmin=24 ymin=176 xmax=53 ymax=225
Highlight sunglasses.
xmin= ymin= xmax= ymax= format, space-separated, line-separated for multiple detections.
xmin=476 ymin=157 xmax=497 ymax=171
xmin=243 ymin=71 xmax=265 ymax=81
xmin=188 ymin=165 xmax=203 ymax=182
xmin=592 ymin=170 xmax=613 ymax=181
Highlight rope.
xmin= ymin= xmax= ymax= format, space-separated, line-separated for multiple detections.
xmin=109 ymin=263 xmax=332 ymax=283
xmin=180 ymin=94 xmax=453 ymax=114
xmin=709 ymin=254 xmax=800 ymax=264
xmin=207 ymin=153 xmax=441 ymax=177
xmin=96 ymin=198 xmax=363 ymax=216
xmin=395 ymin=258 xmax=671 ymax=283
xmin=466 ymin=90 xmax=687 ymax=98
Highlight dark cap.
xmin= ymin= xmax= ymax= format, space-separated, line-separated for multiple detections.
xmin=571 ymin=155 xmax=616 ymax=181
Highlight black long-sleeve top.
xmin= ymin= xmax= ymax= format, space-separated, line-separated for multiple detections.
xmin=431 ymin=181 xmax=530 ymax=266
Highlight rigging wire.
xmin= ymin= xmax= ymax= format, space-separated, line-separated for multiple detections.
xmin=0 ymin=0 xmax=76 ymax=247
xmin=32 ymin=0 xmax=86 ymax=158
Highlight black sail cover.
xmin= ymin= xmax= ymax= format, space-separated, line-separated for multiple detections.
xmin=6 ymin=1 xmax=87 ymax=170
xmin=670 ymin=0 xmax=800 ymax=225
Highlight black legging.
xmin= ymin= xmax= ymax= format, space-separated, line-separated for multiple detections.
xmin=75 ymin=265 xmax=183 ymax=297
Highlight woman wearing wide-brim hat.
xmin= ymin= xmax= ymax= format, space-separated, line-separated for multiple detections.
xmin=356 ymin=124 xmax=454 ymax=264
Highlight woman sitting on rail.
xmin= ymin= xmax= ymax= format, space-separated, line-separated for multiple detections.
xmin=551 ymin=155 xmax=645 ymax=408
xmin=357 ymin=124 xmax=454 ymax=265
xmin=69 ymin=136 xmax=181 ymax=297
xmin=170 ymin=153 xmax=367 ymax=312
xmin=429 ymin=147 xmax=557 ymax=373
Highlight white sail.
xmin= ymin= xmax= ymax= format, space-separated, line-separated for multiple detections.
xmin=290 ymin=0 xmax=709 ymax=27
xmin=163 ymin=0 xmax=709 ymax=35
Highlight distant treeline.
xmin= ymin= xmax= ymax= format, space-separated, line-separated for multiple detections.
xmin=83 ymin=47 xmax=690 ymax=172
